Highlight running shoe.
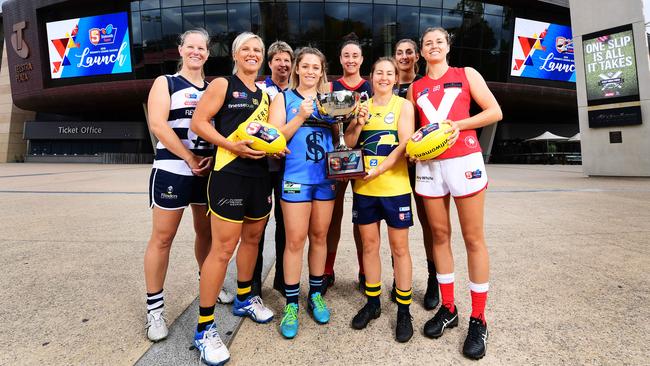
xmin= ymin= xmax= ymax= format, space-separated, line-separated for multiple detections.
xmin=351 ymin=302 xmax=380 ymax=330
xmin=194 ymin=323 xmax=230 ymax=366
xmin=307 ymin=292 xmax=330 ymax=324
xmin=463 ymin=317 xmax=488 ymax=360
xmin=280 ymin=303 xmax=299 ymax=339
xmin=423 ymin=305 xmax=458 ymax=338
xmin=145 ymin=308 xmax=168 ymax=342
xmin=232 ymin=295 xmax=274 ymax=323
xmin=217 ymin=288 xmax=235 ymax=305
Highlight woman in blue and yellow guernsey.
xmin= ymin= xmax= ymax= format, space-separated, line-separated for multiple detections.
xmin=344 ymin=57 xmax=416 ymax=343
xmin=190 ymin=32 xmax=276 ymax=366
xmin=323 ymin=39 xmax=373 ymax=294
xmin=268 ymin=47 xmax=334 ymax=339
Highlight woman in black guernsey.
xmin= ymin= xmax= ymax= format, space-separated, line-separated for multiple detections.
xmin=190 ymin=32 xmax=275 ymax=366
xmin=392 ymin=39 xmax=440 ymax=311
xmin=323 ymin=39 xmax=372 ymax=295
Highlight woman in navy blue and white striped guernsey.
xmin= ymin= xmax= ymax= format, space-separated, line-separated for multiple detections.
xmin=143 ymin=29 xmax=216 ymax=343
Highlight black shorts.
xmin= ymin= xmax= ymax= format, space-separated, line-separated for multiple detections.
xmin=149 ymin=168 xmax=208 ymax=210
xmin=352 ymin=192 xmax=413 ymax=229
xmin=207 ymin=170 xmax=272 ymax=223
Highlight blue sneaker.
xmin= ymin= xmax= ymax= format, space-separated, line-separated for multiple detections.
xmin=280 ymin=303 xmax=299 ymax=339
xmin=232 ymin=295 xmax=274 ymax=323
xmin=194 ymin=323 xmax=230 ymax=366
xmin=308 ymin=292 xmax=330 ymax=324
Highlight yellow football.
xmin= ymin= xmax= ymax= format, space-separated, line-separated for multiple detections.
xmin=236 ymin=120 xmax=287 ymax=154
xmin=406 ymin=122 xmax=452 ymax=161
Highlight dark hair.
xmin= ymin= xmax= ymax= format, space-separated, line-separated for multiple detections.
xmin=340 ymin=33 xmax=362 ymax=54
xmin=394 ymin=38 xmax=420 ymax=74
xmin=369 ymin=57 xmax=399 ymax=88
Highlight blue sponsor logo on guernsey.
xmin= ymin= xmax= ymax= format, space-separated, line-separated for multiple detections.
xmin=185 ymin=93 xmax=198 ymax=99
xmin=465 ymin=169 xmax=482 ymax=179
xmin=369 ymin=159 xmax=378 ymax=167
xmin=399 ymin=206 xmax=410 ymax=212
xmin=417 ymin=88 xmax=429 ymax=98
xmin=232 ymin=91 xmax=248 ymax=99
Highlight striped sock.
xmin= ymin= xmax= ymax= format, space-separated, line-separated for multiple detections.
xmin=437 ymin=273 xmax=455 ymax=312
xmin=285 ymin=282 xmax=300 ymax=306
xmin=470 ymin=282 xmax=489 ymax=324
xmin=308 ymin=275 xmax=323 ymax=296
xmin=146 ymin=289 xmax=164 ymax=313
xmin=395 ymin=287 xmax=413 ymax=313
xmin=365 ymin=281 xmax=381 ymax=307
xmin=196 ymin=305 xmax=215 ymax=332
xmin=237 ymin=279 xmax=252 ymax=301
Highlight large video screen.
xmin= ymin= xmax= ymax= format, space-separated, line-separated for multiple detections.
xmin=582 ymin=24 xmax=639 ymax=105
xmin=46 ymin=12 xmax=132 ymax=79
xmin=510 ymin=18 xmax=575 ymax=82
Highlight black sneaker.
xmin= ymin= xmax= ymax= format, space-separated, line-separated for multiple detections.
xmin=321 ymin=272 xmax=335 ymax=296
xmin=423 ymin=276 xmax=440 ymax=310
xmin=395 ymin=311 xmax=413 ymax=343
xmin=463 ymin=317 xmax=488 ymax=360
xmin=351 ymin=302 xmax=381 ymax=330
xmin=358 ymin=273 xmax=366 ymax=292
xmin=423 ymin=305 xmax=458 ymax=338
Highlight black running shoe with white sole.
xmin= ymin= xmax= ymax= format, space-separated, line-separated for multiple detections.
xmin=423 ymin=305 xmax=458 ymax=338
xmin=463 ymin=317 xmax=488 ymax=360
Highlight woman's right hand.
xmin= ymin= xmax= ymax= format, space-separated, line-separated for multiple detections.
xmin=184 ymin=154 xmax=202 ymax=171
xmin=227 ymin=140 xmax=267 ymax=159
xmin=298 ymin=96 xmax=315 ymax=119
xmin=355 ymin=104 xmax=369 ymax=126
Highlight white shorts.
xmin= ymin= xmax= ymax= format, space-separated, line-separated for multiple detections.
xmin=415 ymin=152 xmax=488 ymax=198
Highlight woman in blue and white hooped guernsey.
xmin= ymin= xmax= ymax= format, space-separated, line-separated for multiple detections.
xmin=143 ymin=28 xmax=231 ymax=343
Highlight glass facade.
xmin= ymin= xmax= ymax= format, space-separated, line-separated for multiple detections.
xmin=129 ymin=0 xmax=513 ymax=79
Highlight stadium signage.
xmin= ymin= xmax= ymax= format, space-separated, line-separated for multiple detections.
xmin=11 ymin=21 xmax=30 ymax=59
xmin=582 ymin=24 xmax=642 ymax=127
xmin=24 ymin=122 xmax=148 ymax=140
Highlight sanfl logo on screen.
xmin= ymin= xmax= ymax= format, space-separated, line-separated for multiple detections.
xmin=89 ymin=24 xmax=116 ymax=46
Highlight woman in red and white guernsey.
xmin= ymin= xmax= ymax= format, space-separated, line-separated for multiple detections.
xmin=406 ymin=27 xmax=501 ymax=360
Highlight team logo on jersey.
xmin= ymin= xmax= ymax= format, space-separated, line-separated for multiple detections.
xmin=185 ymin=93 xmax=198 ymax=99
xmin=465 ymin=169 xmax=482 ymax=179
xmin=167 ymin=186 xmax=173 ymax=194
xmin=306 ymin=131 xmax=325 ymax=162
xmin=232 ymin=91 xmax=248 ymax=99
xmin=417 ymin=88 xmax=429 ymax=99
xmin=361 ymin=131 xmax=399 ymax=155
xmin=252 ymin=98 xmax=259 ymax=105
xmin=267 ymin=195 xmax=272 ymax=204
xmin=160 ymin=185 xmax=178 ymax=200
xmin=384 ymin=112 xmax=395 ymax=124
xmin=369 ymin=159 xmax=378 ymax=167
xmin=464 ymin=135 xmax=478 ymax=149
xmin=399 ymin=212 xmax=411 ymax=221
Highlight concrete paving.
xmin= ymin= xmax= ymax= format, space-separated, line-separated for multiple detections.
xmin=0 ymin=163 xmax=649 ymax=365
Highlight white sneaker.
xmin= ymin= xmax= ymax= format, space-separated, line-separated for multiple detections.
xmin=194 ymin=323 xmax=230 ymax=366
xmin=217 ymin=288 xmax=235 ymax=304
xmin=145 ymin=308 xmax=168 ymax=342
xmin=232 ymin=295 xmax=274 ymax=323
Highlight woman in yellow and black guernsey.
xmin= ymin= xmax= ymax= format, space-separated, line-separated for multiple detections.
xmin=190 ymin=32 xmax=275 ymax=366
xmin=344 ymin=57 xmax=415 ymax=343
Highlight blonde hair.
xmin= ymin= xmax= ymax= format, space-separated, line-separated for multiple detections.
xmin=289 ymin=47 xmax=329 ymax=92
xmin=177 ymin=28 xmax=210 ymax=77
xmin=231 ymin=32 xmax=265 ymax=74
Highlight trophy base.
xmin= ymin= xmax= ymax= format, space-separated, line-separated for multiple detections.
xmin=326 ymin=149 xmax=366 ymax=180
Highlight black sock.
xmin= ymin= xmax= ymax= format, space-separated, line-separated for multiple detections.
xmin=237 ymin=279 xmax=253 ymax=301
xmin=285 ymin=282 xmax=300 ymax=306
xmin=308 ymin=275 xmax=323 ymax=297
xmin=427 ymin=259 xmax=437 ymax=277
xmin=196 ymin=305 xmax=215 ymax=332
xmin=365 ymin=281 xmax=381 ymax=307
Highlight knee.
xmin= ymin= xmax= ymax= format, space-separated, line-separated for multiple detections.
xmin=391 ymin=244 xmax=410 ymax=259
xmin=286 ymin=237 xmax=306 ymax=253
xmin=463 ymin=233 xmax=486 ymax=252
xmin=431 ymin=227 xmax=450 ymax=246
xmin=362 ymin=239 xmax=380 ymax=255
xmin=149 ymin=233 xmax=174 ymax=251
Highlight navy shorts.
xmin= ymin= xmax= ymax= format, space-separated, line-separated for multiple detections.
xmin=207 ymin=170 xmax=272 ymax=223
xmin=149 ymin=168 xmax=208 ymax=210
xmin=352 ymin=192 xmax=414 ymax=228
xmin=281 ymin=180 xmax=337 ymax=202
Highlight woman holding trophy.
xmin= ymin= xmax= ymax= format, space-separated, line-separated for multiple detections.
xmin=323 ymin=39 xmax=373 ymax=294
xmin=190 ymin=32 xmax=276 ymax=365
xmin=267 ymin=47 xmax=334 ymax=339
xmin=344 ymin=57 xmax=415 ymax=342
xmin=407 ymin=27 xmax=502 ymax=359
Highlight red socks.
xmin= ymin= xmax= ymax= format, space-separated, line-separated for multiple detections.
xmin=324 ymin=252 xmax=336 ymax=275
xmin=470 ymin=282 xmax=489 ymax=323
xmin=436 ymin=273 xmax=455 ymax=312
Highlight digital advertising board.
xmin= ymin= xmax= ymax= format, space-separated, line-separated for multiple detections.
xmin=46 ymin=12 xmax=132 ymax=79
xmin=510 ymin=17 xmax=575 ymax=82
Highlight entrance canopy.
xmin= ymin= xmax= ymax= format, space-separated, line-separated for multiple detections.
xmin=524 ymin=131 xmax=569 ymax=142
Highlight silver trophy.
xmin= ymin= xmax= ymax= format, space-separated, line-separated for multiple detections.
xmin=316 ymin=90 xmax=365 ymax=179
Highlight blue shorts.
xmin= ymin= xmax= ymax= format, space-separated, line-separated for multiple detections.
xmin=281 ymin=180 xmax=337 ymax=203
xmin=149 ymin=168 xmax=208 ymax=210
xmin=352 ymin=192 xmax=414 ymax=228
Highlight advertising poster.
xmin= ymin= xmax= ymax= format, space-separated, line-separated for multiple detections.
xmin=46 ymin=12 xmax=132 ymax=79
xmin=510 ymin=17 xmax=575 ymax=82
xmin=582 ymin=26 xmax=639 ymax=104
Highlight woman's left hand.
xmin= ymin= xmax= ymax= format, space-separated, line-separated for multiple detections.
xmin=269 ymin=147 xmax=291 ymax=159
xmin=363 ymin=165 xmax=383 ymax=181
xmin=443 ymin=120 xmax=460 ymax=148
